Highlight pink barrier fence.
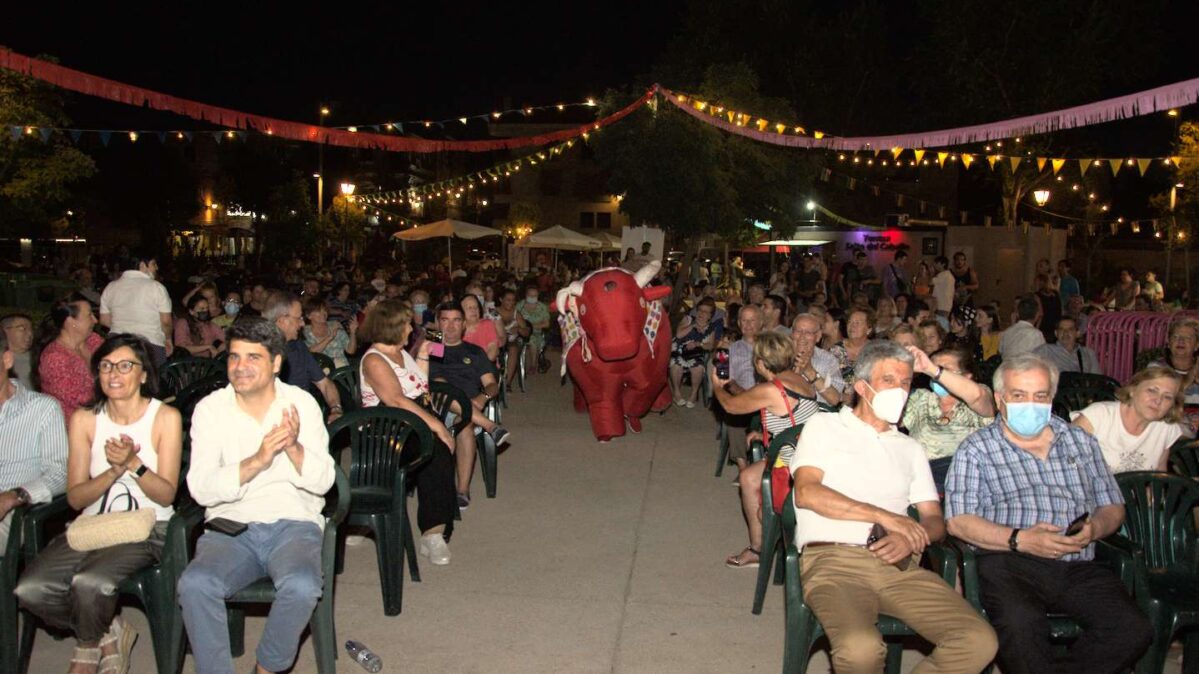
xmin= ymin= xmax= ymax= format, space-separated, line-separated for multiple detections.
xmin=1088 ymin=311 xmax=1199 ymax=382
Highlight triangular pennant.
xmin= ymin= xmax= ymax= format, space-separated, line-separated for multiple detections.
xmin=1087 ymin=222 xmax=1097 ymax=236
xmin=848 ymin=178 xmax=857 ymax=191
xmin=38 ymin=128 xmax=52 ymax=143
xmin=1051 ymin=159 xmax=1065 ymax=175
xmin=1008 ymin=156 xmax=1022 ymax=173
xmin=395 ymin=123 xmax=404 ymax=134
xmin=1110 ymin=221 xmax=1120 ymax=235
xmin=1170 ymin=156 xmax=1181 ymax=167
xmin=1036 ymin=157 xmax=1047 ymax=172
xmin=1022 ymin=220 xmax=1030 ymax=234
xmin=182 ymin=132 xmax=193 ymax=142
xmin=1078 ymin=159 xmax=1089 ymax=175
xmin=1108 ymin=159 xmax=1120 ymax=177
xmin=1137 ymin=159 xmax=1151 ymax=176
xmin=891 ymin=147 xmax=903 ymax=159
xmin=871 ymin=185 xmax=881 ymax=197
xmin=913 ymin=149 xmax=926 ymax=163
xmin=155 ymin=132 xmax=167 ymax=144
xmin=99 ymin=131 xmax=112 ymax=146
xmin=987 ymin=155 xmax=999 ymax=169
xmin=9 ymin=126 xmax=22 ymax=142
xmin=961 ymin=154 xmax=974 ymax=170
xmin=211 ymin=131 xmax=224 ymax=144
xmin=937 ymin=152 xmax=949 ymax=167
xmin=68 ymin=129 xmax=82 ymax=143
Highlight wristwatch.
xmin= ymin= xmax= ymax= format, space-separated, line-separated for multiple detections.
xmin=134 ymin=464 xmax=149 ymax=479
xmin=1008 ymin=528 xmax=1020 ymax=552
xmin=12 ymin=487 xmax=30 ymax=506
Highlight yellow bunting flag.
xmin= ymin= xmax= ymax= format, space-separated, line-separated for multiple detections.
xmin=914 ymin=149 xmax=926 ymax=163
xmin=1137 ymin=159 xmax=1151 ymax=176
xmin=756 ymin=119 xmax=768 ymax=131
xmin=938 ymin=152 xmax=949 ymax=167
xmin=1108 ymin=159 xmax=1120 ymax=177
xmin=813 ymin=131 xmax=824 ymax=139
xmin=726 ymin=111 xmax=735 ymax=123
xmin=1008 ymin=156 xmax=1022 ymax=173
xmin=1078 ymin=159 xmax=1089 ymax=175
xmin=1036 ymin=157 xmax=1047 ymax=172
xmin=1170 ymin=156 xmax=1182 ymax=167
xmin=961 ymin=154 xmax=974 ymax=169
xmin=1051 ymin=159 xmax=1066 ymax=175
xmin=987 ymin=155 xmax=999 ymax=169
xmin=775 ymin=123 xmax=786 ymax=134
xmin=891 ymin=147 xmax=903 ymax=159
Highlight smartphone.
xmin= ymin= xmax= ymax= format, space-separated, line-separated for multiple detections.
xmin=714 ymin=348 xmax=730 ymax=379
xmin=424 ymin=328 xmax=445 ymax=358
xmin=1065 ymin=512 xmax=1089 ymax=536
xmin=205 ymin=517 xmax=248 ymax=537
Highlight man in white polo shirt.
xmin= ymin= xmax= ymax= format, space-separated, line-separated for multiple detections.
xmin=99 ymin=251 xmax=173 ymax=366
xmin=789 ymin=340 xmax=996 ymax=674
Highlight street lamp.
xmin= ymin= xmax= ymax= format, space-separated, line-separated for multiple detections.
xmin=1032 ymin=189 xmax=1051 ymax=207
xmin=340 ymin=182 xmax=355 ymax=197
xmin=338 ymin=183 xmax=356 ymax=259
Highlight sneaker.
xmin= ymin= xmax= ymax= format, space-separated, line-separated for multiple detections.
xmin=457 ymin=492 xmax=471 ymax=510
xmin=674 ymin=398 xmax=686 ymax=407
xmin=685 ymin=400 xmax=696 ymax=408
xmin=420 ymin=533 xmax=451 ymax=565
xmin=488 ymin=425 xmax=511 ymax=447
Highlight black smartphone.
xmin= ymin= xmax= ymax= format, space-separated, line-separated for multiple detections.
xmin=1065 ymin=512 xmax=1089 ymax=536
xmin=205 ymin=517 xmax=248 ymax=537
xmin=714 ymin=348 xmax=730 ymax=379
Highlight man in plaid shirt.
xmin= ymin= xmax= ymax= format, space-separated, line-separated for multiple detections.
xmin=946 ymin=353 xmax=1152 ymax=674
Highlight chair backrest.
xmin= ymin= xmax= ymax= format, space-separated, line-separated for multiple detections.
xmin=326 ymin=408 xmax=435 ymax=492
xmin=1058 ymin=371 xmax=1121 ymax=393
xmin=312 ymin=352 xmax=336 ymax=377
xmin=1053 ymin=386 xmax=1117 ymax=414
xmin=328 ymin=366 xmax=361 ymax=411
xmin=160 ymin=358 xmax=224 ymax=398
xmin=765 ymin=424 xmax=805 ymax=466
xmin=429 ymin=382 xmax=471 ymax=435
xmin=976 ymin=355 xmax=1002 ymax=387
xmin=174 ymin=373 xmax=229 ymax=429
xmin=1169 ymin=438 xmax=1199 ymax=478
xmin=325 ymin=464 xmax=351 ymax=526
xmin=1115 ymin=471 xmax=1199 ymax=570
xmin=1134 ymin=346 xmax=1169 ymax=374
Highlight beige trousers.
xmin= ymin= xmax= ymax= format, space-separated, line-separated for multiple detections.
xmin=800 ymin=545 xmax=997 ymax=674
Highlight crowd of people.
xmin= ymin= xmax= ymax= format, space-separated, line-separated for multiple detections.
xmin=0 ymin=248 xmax=568 ymax=674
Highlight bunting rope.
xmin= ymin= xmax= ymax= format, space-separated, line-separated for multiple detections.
xmin=0 ymin=48 xmax=655 ymax=153
xmin=330 ymin=98 xmax=599 ymax=133
xmin=661 ymin=80 xmax=1199 ymax=151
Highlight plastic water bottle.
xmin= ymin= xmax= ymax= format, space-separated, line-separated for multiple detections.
xmin=345 ymin=640 xmax=383 ymax=672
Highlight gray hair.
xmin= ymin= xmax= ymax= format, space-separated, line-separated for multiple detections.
xmin=791 ymin=312 xmax=820 ymax=330
xmin=993 ymin=353 xmax=1059 ymax=397
xmin=853 ymin=340 xmax=915 ymax=382
xmin=263 ymin=290 xmax=299 ymax=322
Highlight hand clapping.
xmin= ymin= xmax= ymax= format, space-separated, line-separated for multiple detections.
xmin=104 ymin=433 xmax=140 ymax=471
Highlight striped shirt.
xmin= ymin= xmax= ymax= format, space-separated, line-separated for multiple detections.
xmin=0 ymin=381 xmax=68 ymax=503
xmin=945 ymin=415 xmax=1122 ymax=561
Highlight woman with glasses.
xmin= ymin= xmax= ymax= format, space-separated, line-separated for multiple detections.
xmin=16 ymin=333 xmax=182 ymax=674
xmin=902 ymin=345 xmax=995 ymax=492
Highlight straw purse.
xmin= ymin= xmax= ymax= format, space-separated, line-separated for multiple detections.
xmin=66 ymin=482 xmax=155 ymax=552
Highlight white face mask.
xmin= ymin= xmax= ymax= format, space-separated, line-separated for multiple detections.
xmin=864 ymin=382 xmax=909 ymax=424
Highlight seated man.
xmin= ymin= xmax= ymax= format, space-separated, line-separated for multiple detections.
xmin=1 ymin=313 xmax=35 ymax=384
xmin=430 ymin=302 xmax=509 ymax=510
xmin=945 ymin=353 xmax=1152 ymax=674
xmin=1033 ymin=317 xmax=1100 ymax=375
xmin=178 ymin=318 xmax=336 ymax=674
xmin=0 ymin=328 xmax=67 ymax=547
xmin=790 ymin=341 xmax=997 ymax=674
xmin=264 ymin=290 xmax=343 ymax=422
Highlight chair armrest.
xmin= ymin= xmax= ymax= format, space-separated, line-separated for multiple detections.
xmin=945 ymin=536 xmax=985 ymax=612
xmin=1096 ymin=534 xmax=1148 ymax=599
xmin=926 ymin=541 xmax=959 ymax=587
xmin=748 ymin=438 xmax=764 ymax=464
xmin=22 ymin=494 xmax=72 ymax=562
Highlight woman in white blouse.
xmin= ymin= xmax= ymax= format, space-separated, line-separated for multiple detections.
xmin=1072 ymin=365 xmax=1186 ymax=473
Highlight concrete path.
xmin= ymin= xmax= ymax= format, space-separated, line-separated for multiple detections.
xmin=26 ymin=363 xmax=1181 ymax=673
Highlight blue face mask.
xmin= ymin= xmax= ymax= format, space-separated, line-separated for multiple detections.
xmin=224 ymin=302 xmax=240 ymax=316
xmin=930 ymin=382 xmax=951 ymax=398
xmin=1005 ymin=402 xmax=1053 ymax=438
xmin=413 ymin=303 xmax=428 ymax=316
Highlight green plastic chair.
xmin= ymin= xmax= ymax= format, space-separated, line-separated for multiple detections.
xmin=173 ymin=373 xmax=228 ymax=435
xmin=159 ymin=358 xmax=224 ymax=400
xmin=430 ymin=381 xmax=499 ymax=499
xmin=1114 ymin=471 xmax=1199 ymax=674
xmin=976 ymin=355 xmax=1003 ymax=389
xmin=1168 ymin=437 xmax=1199 ymax=478
xmin=1058 ymin=371 xmax=1121 ymax=393
xmin=752 ymin=424 xmax=804 ymax=615
xmin=781 ymin=488 xmax=960 ymax=674
xmin=475 ymin=399 xmax=500 ymax=499
xmin=328 ymin=365 xmax=361 ymax=412
xmin=311 ymin=352 xmax=336 ymax=377
xmin=224 ymin=466 xmax=350 ymax=674
xmin=1053 ymin=385 xmax=1117 ymax=415
xmin=328 ymin=409 xmax=434 ymax=616
xmin=496 ymin=348 xmax=509 ymax=411
xmin=0 ymin=503 xmax=27 ymax=674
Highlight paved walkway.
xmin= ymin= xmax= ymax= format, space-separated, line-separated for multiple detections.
xmin=27 ymin=362 xmax=1181 ymax=673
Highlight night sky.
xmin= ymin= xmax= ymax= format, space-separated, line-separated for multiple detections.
xmin=2 ymin=4 xmax=682 ymax=128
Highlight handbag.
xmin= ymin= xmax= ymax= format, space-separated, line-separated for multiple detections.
xmin=764 ymin=379 xmax=800 ymax=514
xmin=66 ymin=481 xmax=155 ymax=552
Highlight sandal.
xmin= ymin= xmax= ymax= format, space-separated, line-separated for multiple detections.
xmin=725 ymin=547 xmax=761 ymax=569
xmin=69 ymin=646 xmax=101 ymax=674
xmin=96 ymin=617 xmax=138 ymax=674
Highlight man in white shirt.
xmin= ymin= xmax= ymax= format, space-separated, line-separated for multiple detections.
xmin=99 ymin=252 xmax=173 ymax=366
xmin=789 ymin=341 xmax=996 ymax=673
xmin=178 ymin=318 xmax=336 ymax=674
xmin=1033 ymin=317 xmax=1101 ymax=374
xmin=931 ymin=255 xmax=956 ymax=317
xmin=1000 ymin=295 xmax=1047 ymax=359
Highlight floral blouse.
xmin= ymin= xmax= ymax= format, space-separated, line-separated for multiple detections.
xmin=39 ymin=332 xmax=103 ymax=421
xmin=304 ymin=321 xmax=351 ymax=369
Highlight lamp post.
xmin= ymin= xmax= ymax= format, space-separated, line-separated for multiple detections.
xmin=317 ymin=105 xmax=330 ymax=217
xmin=340 ymin=182 xmax=355 ymax=259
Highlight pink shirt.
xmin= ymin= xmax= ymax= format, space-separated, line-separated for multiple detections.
xmin=173 ymin=317 xmax=225 ymax=348
xmin=39 ymin=332 xmax=103 ymax=422
xmin=464 ymin=319 xmax=499 ymax=357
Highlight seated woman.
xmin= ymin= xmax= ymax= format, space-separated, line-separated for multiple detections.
xmin=173 ymin=294 xmax=226 ymax=358
xmin=711 ymin=332 xmax=820 ymax=569
xmin=359 ymin=300 xmax=461 ymax=565
xmin=902 ymin=346 xmax=994 ymax=492
xmin=37 ymin=293 xmax=103 ymax=421
xmin=461 ymin=294 xmax=500 ymax=362
xmin=1072 ymin=365 xmax=1186 ymax=473
xmin=830 ymin=307 xmax=872 ymax=386
xmin=302 ymin=294 xmax=356 ymax=369
xmin=495 ymin=289 xmax=530 ymax=390
xmin=1151 ymin=317 xmax=1199 ymax=435
xmin=16 ymin=334 xmax=181 ymax=674
xmin=669 ymin=299 xmax=718 ymax=408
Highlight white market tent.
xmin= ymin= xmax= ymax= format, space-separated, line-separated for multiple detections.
xmin=591 ymin=231 xmax=623 ymax=251
xmin=392 ymin=219 xmax=503 ymax=271
xmin=515 ymin=225 xmax=602 ymax=251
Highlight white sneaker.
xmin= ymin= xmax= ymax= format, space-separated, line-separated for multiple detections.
xmin=419 ymin=533 xmax=451 ymax=565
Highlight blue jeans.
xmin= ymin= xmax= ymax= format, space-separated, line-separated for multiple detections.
xmin=178 ymin=520 xmax=323 ymax=674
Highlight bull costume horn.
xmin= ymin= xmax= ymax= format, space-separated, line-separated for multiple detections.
xmin=633 ymin=260 xmax=660 ymax=288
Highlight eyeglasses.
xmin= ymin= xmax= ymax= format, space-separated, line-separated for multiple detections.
xmin=98 ymin=360 xmax=141 ymax=374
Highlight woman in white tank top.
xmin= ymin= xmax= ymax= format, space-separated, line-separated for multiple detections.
xmin=15 ymin=334 xmax=183 ymax=674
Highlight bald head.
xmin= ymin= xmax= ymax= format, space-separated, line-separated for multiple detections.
xmin=737 ymin=304 xmax=763 ymax=339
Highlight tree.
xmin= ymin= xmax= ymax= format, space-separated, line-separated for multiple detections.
xmin=1149 ymin=121 xmax=1198 ymax=291
xmin=317 ymin=193 xmax=367 ymax=262
xmin=261 ymin=176 xmax=317 ymax=264
xmin=0 ymin=60 xmax=95 ymax=236
xmin=592 ymin=62 xmax=818 ymax=313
